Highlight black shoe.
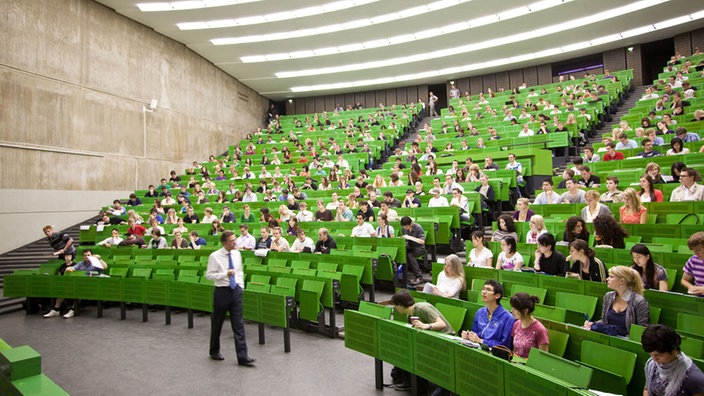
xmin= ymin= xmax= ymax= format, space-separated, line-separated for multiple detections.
xmin=238 ymin=357 xmax=256 ymax=366
xmin=210 ymin=353 xmax=225 ymax=361
xmin=394 ymin=383 xmax=411 ymax=391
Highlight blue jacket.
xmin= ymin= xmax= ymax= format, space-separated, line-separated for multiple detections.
xmin=471 ymin=305 xmax=514 ymax=348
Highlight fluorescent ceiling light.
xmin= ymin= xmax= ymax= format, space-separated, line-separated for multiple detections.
xmin=654 ymin=15 xmax=692 ymax=29
xmin=289 ymin=12 xmax=702 ymax=94
xmin=137 ymin=0 xmax=258 ymax=12
xmin=178 ymin=0 xmax=378 ymax=30
xmin=274 ymin=0 xmax=665 ymax=77
xmin=212 ymin=0 xmax=474 ymax=45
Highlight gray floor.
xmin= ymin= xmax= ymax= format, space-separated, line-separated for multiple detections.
xmin=0 ymin=303 xmax=397 ymax=396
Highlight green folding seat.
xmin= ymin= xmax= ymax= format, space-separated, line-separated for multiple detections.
xmin=547 ymin=329 xmax=569 ymax=358
xmin=434 ymin=303 xmax=466 ymax=334
xmin=290 ymin=260 xmax=310 ymax=269
xmin=152 ymin=268 xmax=175 ymax=281
xmin=299 ymin=280 xmax=325 ymax=322
xmin=555 ymin=291 xmax=598 ymax=319
xmin=678 ymin=312 xmax=704 ymax=337
xmin=358 ymin=301 xmax=392 ymax=319
xmin=579 ymin=340 xmax=636 ymax=396
xmin=339 ymin=265 xmax=364 ymax=303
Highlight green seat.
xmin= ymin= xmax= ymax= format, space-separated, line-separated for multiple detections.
xmin=269 ymin=266 xmax=292 ymax=274
xmin=434 ymin=303 xmax=466 ymax=334
xmin=650 ymin=306 xmax=661 ymax=324
xmin=678 ymin=312 xmax=704 ymax=337
xmin=527 ymin=348 xmax=593 ymax=389
xmin=645 ymin=214 xmax=657 ymax=224
xmin=276 ymin=277 xmax=299 ymax=300
xmin=340 ymin=265 xmax=365 ymax=303
xmin=244 ymin=256 xmax=263 ymax=267
xmin=246 ymin=282 xmax=271 ymax=293
xmin=351 ymin=245 xmax=372 ymax=254
xmin=680 ymin=335 xmax=704 ymax=359
xmin=249 ymin=274 xmax=271 ymax=286
xmin=108 ymin=267 xmax=129 ymax=278
xmin=555 ymin=291 xmax=598 ymax=319
xmin=579 ymin=340 xmax=637 ymax=396
xmin=270 ymin=284 xmax=295 ymax=298
xmin=628 ymin=324 xmax=646 ymax=343
xmin=152 ymin=268 xmax=175 ymax=281
xmin=547 ymin=329 xmax=569 ymax=358
xmin=665 ymin=268 xmax=677 ymax=291
xmin=267 ymin=258 xmax=288 ymax=268
xmin=131 ymin=268 xmax=152 ymax=278
xmin=533 ymin=304 xmax=567 ymax=323
xmin=299 ymin=279 xmax=325 ymax=321
xmin=177 ymin=255 xmax=198 ymax=264
xmin=510 ymin=285 xmax=547 ymax=304
xmin=316 ymin=262 xmax=338 ymax=273
xmin=358 ymin=301 xmax=393 ymax=319
xmin=290 ymin=260 xmax=310 ymax=269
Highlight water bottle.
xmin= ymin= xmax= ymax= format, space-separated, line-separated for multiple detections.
xmin=397 ymin=264 xmax=404 ymax=282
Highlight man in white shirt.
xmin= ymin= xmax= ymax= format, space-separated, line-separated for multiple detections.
xmin=670 ymin=168 xmax=704 ymax=202
xmin=351 ymin=214 xmax=377 ymax=237
xmin=614 ymin=132 xmax=638 ymax=150
xmin=336 ymin=154 xmax=350 ymax=170
xmin=533 ymin=179 xmax=562 ymax=204
xmin=443 ymin=174 xmax=464 ymax=194
xmin=270 ymin=227 xmax=290 ymax=252
xmin=518 ymin=123 xmax=534 ymax=137
xmin=450 ymin=188 xmax=470 ymax=221
xmin=290 ymin=229 xmax=315 ymax=253
xmin=258 ymin=166 xmax=272 ymax=178
xmin=205 ymin=231 xmax=255 ymax=365
xmin=97 ymin=228 xmax=124 ymax=248
xmin=234 ymin=224 xmax=256 ymax=250
xmin=379 ymin=201 xmax=399 ymax=222
xmin=241 ymin=187 xmax=258 ymax=202
xmin=639 ymin=87 xmax=659 ymax=101
xmin=296 ymin=202 xmax=314 ymax=222
xmin=428 ymin=188 xmax=449 ymax=207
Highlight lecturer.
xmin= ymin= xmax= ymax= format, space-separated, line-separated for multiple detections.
xmin=206 ymin=230 xmax=256 ymax=366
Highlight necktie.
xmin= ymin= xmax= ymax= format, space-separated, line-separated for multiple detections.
xmin=228 ymin=252 xmax=236 ymax=289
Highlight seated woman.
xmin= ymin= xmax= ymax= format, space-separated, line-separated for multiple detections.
xmin=173 ymin=217 xmax=189 ymax=235
xmin=639 ymin=174 xmax=664 ymax=203
xmin=170 ymin=230 xmax=189 ymax=249
xmin=581 ymin=190 xmax=612 ymax=223
xmin=491 ymin=214 xmax=518 ymax=242
xmin=422 ymin=254 xmax=465 ymax=299
xmin=526 ymin=215 xmax=548 ymax=244
xmin=630 ymin=244 xmax=669 ymax=291
xmin=461 ymin=280 xmax=514 ymax=347
xmin=666 ymin=137 xmax=690 ymax=156
xmin=534 ymin=233 xmax=567 ymax=276
xmin=593 ymin=214 xmax=627 ymax=249
xmin=584 ymin=266 xmax=649 ymax=336
xmin=240 ymin=205 xmax=256 ymax=223
xmin=468 ymin=230 xmax=493 ymax=268
xmin=619 ymin=188 xmax=648 ymax=224
xmin=563 ymin=216 xmax=589 ymax=244
xmin=208 ymin=219 xmax=225 ymax=236
xmin=512 ymin=197 xmax=534 ymax=222
xmin=567 ymin=239 xmax=607 ymax=282
xmin=510 ymin=292 xmax=550 ymax=359
xmin=641 ymin=324 xmax=704 ymax=396
xmin=496 ymin=237 xmax=524 ymax=271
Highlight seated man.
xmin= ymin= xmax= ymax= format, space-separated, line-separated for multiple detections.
xmin=599 ymin=176 xmax=623 ymax=203
xmin=461 ymin=280 xmax=513 ymax=347
xmin=147 ymin=229 xmax=168 ymax=249
xmin=270 ymin=227 xmax=290 ymax=252
xmin=602 ymin=142 xmax=624 ymax=161
xmin=637 ymin=138 xmax=661 ymax=158
xmin=577 ymin=166 xmax=601 ymax=188
xmin=188 ymin=231 xmax=207 ymax=249
xmin=351 ymin=214 xmax=377 ymax=238
xmin=290 ymin=229 xmax=314 ymax=253
xmin=561 ymin=179 xmax=587 ymax=204
xmin=107 ymin=199 xmax=126 ymax=216
xmin=428 ymin=188 xmax=449 ymax=207
xmin=314 ymin=228 xmax=337 ymax=254
xmin=356 ymin=201 xmax=375 ymax=222
xmin=296 ymin=202 xmax=314 ymax=222
xmin=119 ymin=232 xmax=146 ymax=248
xmin=126 ymin=193 xmax=143 ymax=206
xmin=670 ymin=168 xmax=704 ymax=202
xmin=234 ymin=224 xmax=256 ymax=250
xmin=534 ymin=179 xmax=562 ymax=204
xmin=682 ymin=231 xmax=704 ymax=296
xmin=64 ymin=249 xmax=108 ymax=275
xmin=97 ymin=228 xmax=123 ymax=248
xmin=401 ymin=216 xmax=426 ymax=286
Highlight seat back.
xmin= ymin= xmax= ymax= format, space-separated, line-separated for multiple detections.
xmin=555 ymin=291 xmax=598 ymax=319
xmin=267 ymin=258 xmax=288 ymax=268
xmin=434 ymin=303 xmax=467 ymax=334
xmin=249 ymin=274 xmax=271 ymax=285
xmin=580 ymin=340 xmax=637 ymax=394
xmin=547 ymin=329 xmax=569 ymax=358
xmin=510 ymin=285 xmax=547 ymax=303
xmin=678 ymin=312 xmax=704 ymax=337
xmin=358 ymin=301 xmax=393 ymax=319
xmin=533 ymin=304 xmax=567 ymax=323
xmin=316 ymin=262 xmax=339 ymax=273
xmin=527 ymin=348 xmax=592 ymax=389
xmin=290 ymin=260 xmax=310 ymax=269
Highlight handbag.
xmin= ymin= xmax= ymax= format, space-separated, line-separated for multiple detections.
xmin=490 ymin=345 xmax=513 ymax=361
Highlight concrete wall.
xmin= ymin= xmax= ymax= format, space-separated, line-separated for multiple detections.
xmin=0 ymin=0 xmax=269 ymax=253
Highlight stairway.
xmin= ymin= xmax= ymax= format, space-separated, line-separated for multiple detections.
xmin=0 ymin=217 xmax=96 ymax=314
xmin=589 ymin=85 xmax=647 ymax=145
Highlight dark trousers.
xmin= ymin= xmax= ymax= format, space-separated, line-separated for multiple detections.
xmin=406 ymin=246 xmax=424 ymax=278
xmin=210 ymin=286 xmax=248 ymax=360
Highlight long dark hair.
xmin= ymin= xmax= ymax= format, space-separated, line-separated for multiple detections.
xmin=640 ymin=174 xmax=656 ymax=202
xmin=631 ymin=244 xmax=657 ymax=290
xmin=499 ymin=214 xmax=516 ymax=232
xmin=593 ymin=214 xmax=628 ymax=248
xmin=564 ymin=216 xmax=588 ymax=243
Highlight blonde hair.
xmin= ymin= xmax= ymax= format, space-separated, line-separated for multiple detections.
xmin=621 ymin=188 xmax=642 ymax=214
xmin=530 ymin=214 xmax=546 ymax=232
xmin=608 ymin=265 xmax=644 ymax=295
xmin=443 ymin=254 xmax=466 ymax=289
xmin=516 ymin=197 xmax=530 ymax=207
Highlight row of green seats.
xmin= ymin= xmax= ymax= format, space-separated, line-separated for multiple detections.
xmin=0 ymin=338 xmax=69 ymax=396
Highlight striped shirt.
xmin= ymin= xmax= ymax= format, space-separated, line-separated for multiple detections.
xmin=683 ymin=255 xmax=704 ymax=286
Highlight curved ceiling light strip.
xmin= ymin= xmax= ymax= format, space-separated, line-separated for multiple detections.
xmin=274 ymin=0 xmax=666 ymax=77
xmin=211 ymin=0 xmax=474 ymax=45
xmin=242 ymin=0 xmax=666 ymax=63
xmin=289 ymin=12 xmax=700 ymax=93
xmin=137 ymin=0 xmax=259 ymax=12
xmin=177 ymin=0 xmax=379 ymax=30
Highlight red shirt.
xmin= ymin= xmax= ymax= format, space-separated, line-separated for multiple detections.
xmin=127 ymin=224 xmax=147 ymax=236
xmin=603 ymin=151 xmax=624 ymax=161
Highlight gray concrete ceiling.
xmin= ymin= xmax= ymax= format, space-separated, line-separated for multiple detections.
xmin=96 ymin=0 xmax=704 ymax=101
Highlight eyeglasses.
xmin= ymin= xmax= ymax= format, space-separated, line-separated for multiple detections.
xmin=481 ymin=287 xmax=495 ymax=293
xmin=680 ymin=174 xmax=692 ymax=178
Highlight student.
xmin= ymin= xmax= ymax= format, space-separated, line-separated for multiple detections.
xmin=584 ymin=266 xmax=649 ymax=336
xmin=461 ymin=280 xmax=513 ymax=347
xmin=422 ymin=254 xmax=465 ymax=299
xmin=510 ymin=293 xmax=549 ymax=359
xmin=534 ymin=233 xmax=567 ymax=276
xmin=682 ymin=231 xmax=704 ymax=296
xmin=641 ymin=324 xmax=704 ymax=396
